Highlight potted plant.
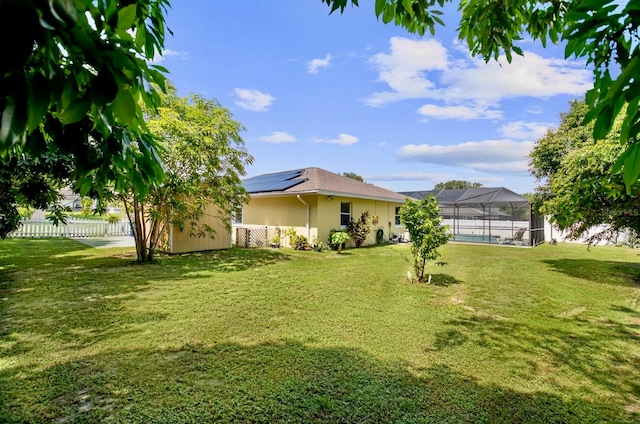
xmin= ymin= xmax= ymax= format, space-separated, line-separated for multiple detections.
xmin=312 ymin=236 xmax=329 ymax=252
xmin=284 ymin=227 xmax=298 ymax=248
xmin=270 ymin=235 xmax=281 ymax=248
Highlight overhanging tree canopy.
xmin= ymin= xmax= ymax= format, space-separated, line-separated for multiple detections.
xmin=0 ymin=0 xmax=170 ymax=198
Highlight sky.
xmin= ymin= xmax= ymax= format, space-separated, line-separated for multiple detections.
xmin=156 ymin=1 xmax=592 ymax=195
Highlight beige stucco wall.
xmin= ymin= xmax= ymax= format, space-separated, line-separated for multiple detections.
xmin=316 ymin=196 xmax=405 ymax=246
xmin=162 ymin=204 xmax=231 ymax=253
xmin=242 ymin=194 xmax=406 ymax=248
xmin=241 ymin=195 xmax=318 ymax=245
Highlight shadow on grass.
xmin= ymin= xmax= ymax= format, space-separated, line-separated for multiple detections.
xmin=0 ymin=240 xmax=290 ymax=280
xmin=0 ymin=240 xmax=291 ymax=352
xmin=542 ymin=258 xmax=640 ymax=287
xmin=1 ymin=340 xmax=635 ymax=423
xmin=428 ymin=273 xmax=462 ymax=286
xmin=432 ymin=315 xmax=640 ymax=408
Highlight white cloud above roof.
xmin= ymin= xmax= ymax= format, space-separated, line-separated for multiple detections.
xmin=234 ymin=88 xmax=275 ymax=112
xmin=365 ymin=37 xmax=591 ymax=121
xmin=366 ymin=171 xmax=455 ymax=182
xmin=307 ymin=54 xmax=332 ymax=74
xmin=366 ymin=37 xmax=448 ymax=106
xmin=259 ymin=131 xmax=297 ymax=144
xmin=396 ymin=139 xmax=534 ymax=173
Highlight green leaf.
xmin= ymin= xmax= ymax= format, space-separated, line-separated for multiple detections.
xmin=26 ymin=74 xmax=49 ymax=132
xmin=0 ymin=97 xmax=27 ymax=148
xmin=112 ymin=89 xmax=137 ymax=125
xmin=592 ymin=103 xmax=613 ymax=140
xmin=622 ymin=144 xmax=640 ymax=192
xmin=60 ymin=99 xmax=90 ymax=124
xmin=402 ymin=0 xmax=413 ymax=15
xmin=117 ymin=4 xmax=137 ymax=32
xmin=0 ymin=100 xmax=16 ymax=148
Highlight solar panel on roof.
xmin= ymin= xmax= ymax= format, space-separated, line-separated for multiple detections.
xmin=243 ymin=169 xmax=306 ymax=193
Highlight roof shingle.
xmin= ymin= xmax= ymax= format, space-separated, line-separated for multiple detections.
xmin=246 ymin=167 xmax=407 ymax=202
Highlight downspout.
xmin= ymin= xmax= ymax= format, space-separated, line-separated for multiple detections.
xmin=169 ymin=208 xmax=174 ymax=254
xmin=297 ymin=195 xmax=310 ymax=240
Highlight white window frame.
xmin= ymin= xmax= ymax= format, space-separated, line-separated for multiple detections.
xmin=340 ymin=202 xmax=351 ymax=228
xmin=232 ymin=206 xmax=243 ymax=225
xmin=395 ymin=206 xmax=402 ymax=226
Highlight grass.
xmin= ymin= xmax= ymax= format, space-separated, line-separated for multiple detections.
xmin=0 ymin=239 xmax=639 ymax=423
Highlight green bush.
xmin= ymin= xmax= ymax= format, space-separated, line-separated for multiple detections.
xmin=346 ymin=211 xmax=373 ymax=248
xmin=294 ymin=235 xmax=309 ymax=250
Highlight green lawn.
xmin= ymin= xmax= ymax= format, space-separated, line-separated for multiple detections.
xmin=1 ymin=239 xmax=639 ymax=423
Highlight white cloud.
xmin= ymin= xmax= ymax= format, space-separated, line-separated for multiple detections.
xmin=366 ymin=37 xmax=448 ymax=106
xmin=259 ymin=131 xmax=297 ymax=144
xmin=328 ymin=133 xmax=359 ymax=145
xmin=500 ymin=121 xmax=553 ymax=140
xmin=234 ymin=88 xmax=275 ymax=112
xmin=396 ymin=139 xmax=534 ymax=173
xmin=417 ymin=103 xmax=502 ymax=120
xmin=365 ymin=37 xmax=591 ymax=119
xmin=442 ymin=52 xmax=591 ymax=102
xmin=366 ymin=171 xmax=454 ymax=182
xmin=307 ymin=54 xmax=332 ymax=74
xmin=150 ymin=49 xmax=188 ymax=64
xmin=308 ymin=133 xmax=359 ymax=145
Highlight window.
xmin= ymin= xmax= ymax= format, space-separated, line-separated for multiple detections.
xmin=395 ymin=207 xmax=401 ymax=226
xmin=340 ymin=202 xmax=351 ymax=227
xmin=232 ymin=207 xmax=243 ymax=225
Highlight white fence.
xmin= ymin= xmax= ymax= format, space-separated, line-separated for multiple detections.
xmin=9 ymin=218 xmax=131 ymax=238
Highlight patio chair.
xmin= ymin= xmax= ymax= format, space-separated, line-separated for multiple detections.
xmin=503 ymin=227 xmax=526 ymax=245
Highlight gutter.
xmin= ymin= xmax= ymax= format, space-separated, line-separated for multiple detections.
xmin=296 ymin=195 xmax=310 ymax=240
xmin=251 ymin=190 xmax=407 ymax=203
xmin=169 ymin=220 xmax=174 ymax=254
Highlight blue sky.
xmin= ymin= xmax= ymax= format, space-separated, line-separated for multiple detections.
xmin=156 ymin=1 xmax=591 ymax=194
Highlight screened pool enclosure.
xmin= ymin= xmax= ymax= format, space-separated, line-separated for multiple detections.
xmin=400 ymin=188 xmax=545 ymax=247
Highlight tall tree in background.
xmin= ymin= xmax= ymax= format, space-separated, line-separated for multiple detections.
xmin=342 ymin=172 xmax=364 ymax=182
xmin=324 ymin=0 xmax=640 ymax=187
xmin=530 ymin=100 xmax=640 ymax=244
xmin=434 ymin=180 xmax=483 ymax=189
xmin=113 ymin=87 xmax=253 ymax=263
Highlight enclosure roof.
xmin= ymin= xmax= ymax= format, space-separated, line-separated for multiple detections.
xmin=244 ymin=167 xmax=408 ymax=202
xmin=399 ymin=187 xmax=528 ymax=206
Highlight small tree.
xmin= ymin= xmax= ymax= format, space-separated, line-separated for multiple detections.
xmin=346 ymin=211 xmax=374 ymax=248
xmin=399 ymin=196 xmax=450 ymax=283
xmin=113 ymin=87 xmax=252 ymax=263
xmin=330 ymin=231 xmax=349 ymax=254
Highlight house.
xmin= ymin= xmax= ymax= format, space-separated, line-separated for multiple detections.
xmin=234 ymin=167 xmax=410 ymax=248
